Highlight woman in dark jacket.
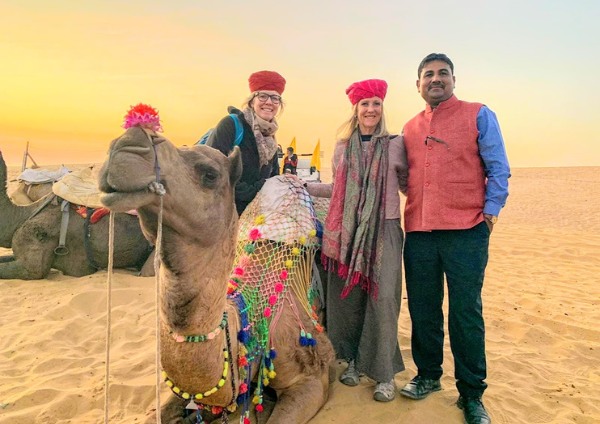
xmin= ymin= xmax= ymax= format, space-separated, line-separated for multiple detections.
xmin=207 ymin=70 xmax=285 ymax=215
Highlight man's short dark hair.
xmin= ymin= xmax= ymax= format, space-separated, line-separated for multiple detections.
xmin=287 ymin=147 xmax=294 ymax=153
xmin=417 ymin=53 xmax=454 ymax=78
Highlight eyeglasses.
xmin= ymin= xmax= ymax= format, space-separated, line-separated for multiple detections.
xmin=254 ymin=92 xmax=282 ymax=104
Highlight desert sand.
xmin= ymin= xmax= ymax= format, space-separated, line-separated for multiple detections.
xmin=1 ymin=164 xmax=599 ymax=424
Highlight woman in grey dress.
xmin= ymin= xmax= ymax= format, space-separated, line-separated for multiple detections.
xmin=306 ymin=78 xmax=408 ymax=402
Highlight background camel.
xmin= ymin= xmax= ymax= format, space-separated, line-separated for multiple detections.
xmin=0 ymin=151 xmax=154 ymax=280
xmin=99 ymin=126 xmax=335 ymax=424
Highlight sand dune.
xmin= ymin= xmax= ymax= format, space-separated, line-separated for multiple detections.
xmin=1 ymin=165 xmax=599 ymax=423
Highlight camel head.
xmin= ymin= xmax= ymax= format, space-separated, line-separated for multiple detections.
xmin=98 ymin=126 xmax=242 ymax=247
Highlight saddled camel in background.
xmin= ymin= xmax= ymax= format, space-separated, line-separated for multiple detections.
xmin=0 ymin=151 xmax=154 ymax=279
xmin=99 ymin=126 xmax=335 ymax=423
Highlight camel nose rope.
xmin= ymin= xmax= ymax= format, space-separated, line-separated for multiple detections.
xmin=103 ymin=136 xmax=165 ymax=424
xmin=104 ymin=212 xmax=115 ymax=424
xmin=153 ymin=195 xmax=164 ymax=424
xmin=150 ymin=141 xmax=166 ymax=424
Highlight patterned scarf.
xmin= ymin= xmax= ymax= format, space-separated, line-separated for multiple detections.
xmin=322 ymin=129 xmax=389 ymax=298
xmin=242 ymin=108 xmax=279 ymax=167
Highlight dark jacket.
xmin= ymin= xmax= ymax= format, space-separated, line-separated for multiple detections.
xmin=283 ymin=154 xmax=298 ymax=175
xmin=207 ymin=107 xmax=279 ymax=215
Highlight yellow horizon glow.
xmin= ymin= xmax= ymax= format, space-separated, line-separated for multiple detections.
xmin=1 ymin=3 xmax=598 ymax=168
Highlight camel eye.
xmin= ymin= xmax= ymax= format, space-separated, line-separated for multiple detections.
xmin=194 ymin=163 xmax=220 ymax=188
xmin=204 ymin=171 xmax=218 ymax=182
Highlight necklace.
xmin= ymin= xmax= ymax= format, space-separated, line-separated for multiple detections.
xmin=169 ymin=312 xmax=228 ymax=343
xmin=162 ymin=345 xmax=230 ymax=401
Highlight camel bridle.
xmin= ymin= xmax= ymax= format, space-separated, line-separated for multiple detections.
xmin=104 ymin=128 xmax=165 ymax=424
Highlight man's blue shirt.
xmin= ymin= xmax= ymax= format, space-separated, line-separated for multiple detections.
xmin=477 ymin=106 xmax=511 ymax=216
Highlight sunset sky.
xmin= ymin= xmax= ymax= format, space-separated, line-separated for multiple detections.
xmin=1 ymin=0 xmax=598 ymax=167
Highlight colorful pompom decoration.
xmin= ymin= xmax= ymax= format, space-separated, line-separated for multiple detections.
xmin=263 ymin=307 xmax=272 ymax=318
xmin=254 ymin=215 xmax=266 ymax=225
xmin=268 ymin=295 xmax=277 ymax=306
xmin=275 ymin=282 xmax=284 ymax=293
xmin=279 ymin=270 xmax=288 ymax=280
xmin=122 ymin=103 xmax=163 ymax=132
xmin=292 ymin=247 xmax=301 ymax=256
xmin=233 ymin=267 xmax=244 ymax=276
xmin=238 ymin=255 xmax=251 ymax=268
xmin=227 ymin=282 xmax=238 ymax=295
xmin=299 ymin=330 xmax=317 ymax=347
xmin=309 ymin=229 xmax=317 ymax=237
xmin=249 ymin=228 xmax=262 ymax=241
xmin=238 ymin=329 xmax=250 ymax=344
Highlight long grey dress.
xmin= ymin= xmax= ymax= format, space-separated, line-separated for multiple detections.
xmin=326 ymin=219 xmax=405 ymax=382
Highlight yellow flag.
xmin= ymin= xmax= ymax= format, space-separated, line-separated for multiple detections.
xmin=310 ymin=139 xmax=321 ymax=171
xmin=281 ymin=137 xmax=297 ymax=173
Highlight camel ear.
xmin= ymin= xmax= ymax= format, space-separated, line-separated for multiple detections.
xmin=228 ymin=146 xmax=242 ymax=186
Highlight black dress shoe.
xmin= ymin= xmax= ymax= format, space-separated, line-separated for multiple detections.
xmin=399 ymin=375 xmax=442 ymax=400
xmin=457 ymin=396 xmax=491 ymax=424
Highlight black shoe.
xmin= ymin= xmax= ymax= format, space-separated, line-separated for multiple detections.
xmin=399 ymin=375 xmax=442 ymax=400
xmin=457 ymin=396 xmax=491 ymax=424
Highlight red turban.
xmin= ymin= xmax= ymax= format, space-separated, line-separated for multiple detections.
xmin=248 ymin=71 xmax=286 ymax=95
xmin=345 ymin=79 xmax=388 ymax=105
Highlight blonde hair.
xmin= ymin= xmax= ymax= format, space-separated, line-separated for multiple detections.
xmin=242 ymin=92 xmax=285 ymax=118
xmin=336 ymin=103 xmax=389 ymax=141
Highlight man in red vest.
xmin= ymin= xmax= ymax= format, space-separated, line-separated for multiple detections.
xmin=399 ymin=53 xmax=510 ymax=424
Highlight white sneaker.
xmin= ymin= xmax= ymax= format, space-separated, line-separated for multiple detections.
xmin=373 ymin=379 xmax=396 ymax=402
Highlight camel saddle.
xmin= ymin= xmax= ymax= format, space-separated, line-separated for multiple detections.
xmin=52 ymin=166 xmax=104 ymax=209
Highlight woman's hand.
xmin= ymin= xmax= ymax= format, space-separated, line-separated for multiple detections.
xmin=283 ymin=173 xmax=300 ymax=182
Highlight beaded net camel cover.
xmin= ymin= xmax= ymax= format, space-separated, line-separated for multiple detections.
xmin=226 ymin=176 xmax=329 ymax=420
xmin=229 ymin=176 xmax=326 ymax=349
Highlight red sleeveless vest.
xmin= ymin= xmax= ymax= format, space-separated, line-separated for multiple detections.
xmin=403 ymin=95 xmax=485 ymax=232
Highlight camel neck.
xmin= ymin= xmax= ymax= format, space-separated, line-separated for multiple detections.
xmin=158 ymin=225 xmax=236 ymax=336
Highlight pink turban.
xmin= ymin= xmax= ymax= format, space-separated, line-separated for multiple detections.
xmin=345 ymin=79 xmax=388 ymax=105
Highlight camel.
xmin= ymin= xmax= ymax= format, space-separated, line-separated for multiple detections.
xmin=98 ymin=126 xmax=335 ymax=424
xmin=7 ymin=172 xmax=157 ymax=277
xmin=0 ymin=151 xmax=154 ymax=280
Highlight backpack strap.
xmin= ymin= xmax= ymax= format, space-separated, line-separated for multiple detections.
xmin=196 ymin=113 xmax=244 ymax=147
xmin=229 ymin=113 xmax=244 ymax=147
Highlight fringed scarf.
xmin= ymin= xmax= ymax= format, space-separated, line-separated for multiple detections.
xmin=242 ymin=108 xmax=279 ymax=167
xmin=321 ymin=130 xmax=389 ymax=298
